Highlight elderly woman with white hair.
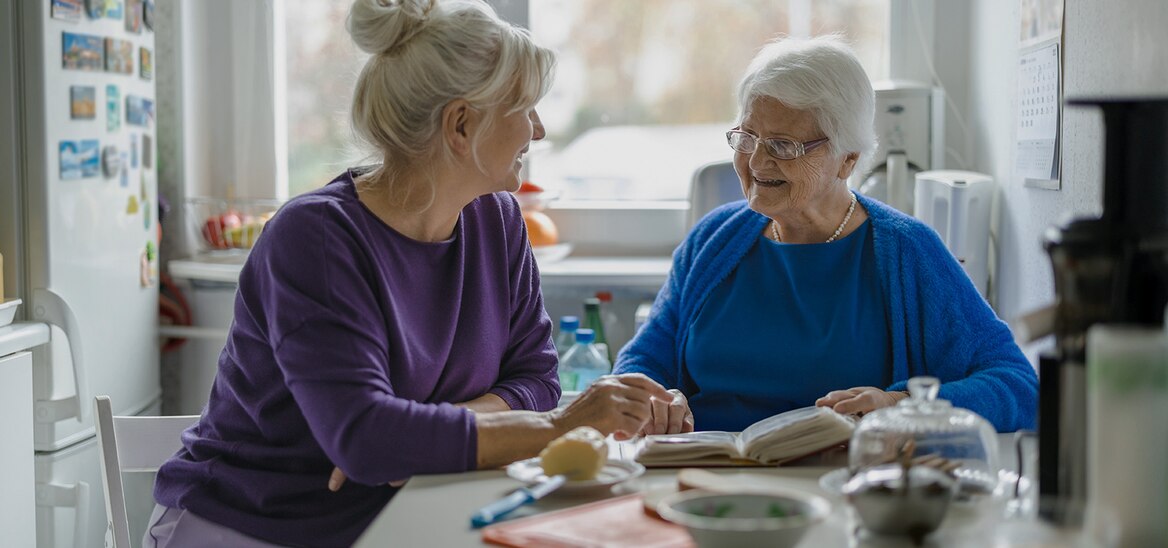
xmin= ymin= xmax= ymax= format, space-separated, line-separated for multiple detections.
xmin=145 ymin=1 xmax=673 ymax=546
xmin=614 ymin=35 xmax=1037 ymax=435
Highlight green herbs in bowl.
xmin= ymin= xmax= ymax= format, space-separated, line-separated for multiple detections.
xmin=657 ymin=490 xmax=831 ymax=548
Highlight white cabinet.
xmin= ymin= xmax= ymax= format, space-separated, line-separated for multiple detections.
xmin=0 ymin=350 xmax=35 ymax=548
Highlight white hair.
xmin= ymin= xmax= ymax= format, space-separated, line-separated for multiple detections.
xmin=736 ymin=34 xmax=876 ymax=178
xmin=347 ymin=0 xmax=555 ymax=203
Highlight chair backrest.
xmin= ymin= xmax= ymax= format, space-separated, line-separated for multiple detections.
xmin=94 ymin=395 xmax=198 ymax=548
xmin=687 ymin=160 xmax=742 ymax=229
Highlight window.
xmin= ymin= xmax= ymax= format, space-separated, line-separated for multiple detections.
xmin=528 ymin=0 xmax=889 ymax=201
xmin=282 ymin=0 xmax=889 ymax=201
xmin=283 ymin=3 xmax=370 ymax=197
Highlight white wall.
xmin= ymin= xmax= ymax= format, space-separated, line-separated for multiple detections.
xmin=954 ymin=0 xmax=1168 ymax=359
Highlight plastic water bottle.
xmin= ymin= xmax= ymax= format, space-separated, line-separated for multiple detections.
xmin=558 ymin=328 xmax=611 ymax=391
xmin=554 ymin=315 xmax=579 ymax=358
xmin=594 ymin=291 xmax=622 ymax=356
xmin=582 ymin=298 xmax=611 ymax=363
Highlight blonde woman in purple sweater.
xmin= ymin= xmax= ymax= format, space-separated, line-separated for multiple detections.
xmin=146 ymin=1 xmax=674 ymax=546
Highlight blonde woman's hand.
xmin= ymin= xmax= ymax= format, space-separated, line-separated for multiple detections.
xmin=815 ymin=386 xmax=910 ymax=418
xmin=327 ymin=468 xmax=406 ymax=492
xmin=550 ymin=373 xmax=674 ymax=441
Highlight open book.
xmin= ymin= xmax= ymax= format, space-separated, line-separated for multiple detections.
xmin=635 ymin=406 xmax=856 ymax=466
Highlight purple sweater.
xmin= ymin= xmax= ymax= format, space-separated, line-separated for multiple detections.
xmin=154 ymin=171 xmax=560 ymax=547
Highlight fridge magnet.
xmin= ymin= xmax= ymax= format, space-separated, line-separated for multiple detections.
xmin=143 ymin=0 xmax=154 ymax=31
xmin=101 ymin=145 xmax=121 ymax=178
xmin=140 ymin=250 xmax=149 ymax=287
xmin=142 ymin=188 xmax=151 ymax=228
xmin=104 ymin=38 xmax=133 ymax=75
xmin=120 ymin=153 xmax=129 ymax=187
xmin=139 ymin=245 xmax=158 ymax=288
xmin=126 ymin=95 xmax=153 ymax=127
xmin=139 ymin=47 xmax=152 ymax=81
xmin=51 ymin=0 xmax=83 ymax=21
xmin=59 ymin=140 xmax=100 ymax=180
xmin=62 ymin=32 xmax=104 ymax=71
xmin=126 ymin=194 xmax=139 ymax=214
xmin=125 ymin=0 xmax=143 ymax=34
xmin=130 ymin=134 xmax=139 ymax=168
xmin=104 ymin=0 xmax=122 ymax=19
xmin=106 ymin=85 xmax=120 ymax=131
xmin=70 ymin=86 xmax=96 ymax=119
xmin=142 ymin=134 xmax=152 ymax=168
xmin=85 ymin=0 xmax=105 ymax=18
xmin=140 ymin=171 xmax=147 ymax=200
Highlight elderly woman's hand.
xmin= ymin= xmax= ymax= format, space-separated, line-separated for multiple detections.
xmin=551 ymin=373 xmax=675 ymax=441
xmin=639 ymin=389 xmax=694 ymax=436
xmin=815 ymin=386 xmax=910 ymax=417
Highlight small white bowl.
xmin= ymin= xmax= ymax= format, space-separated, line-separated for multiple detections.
xmin=0 ymin=299 xmax=22 ymax=328
xmin=514 ymin=190 xmax=560 ymax=210
xmin=657 ymin=489 xmax=831 ymax=548
xmin=532 ymin=242 xmax=573 ymax=263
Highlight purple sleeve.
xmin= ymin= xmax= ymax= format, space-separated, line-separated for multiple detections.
xmin=259 ymin=204 xmax=477 ymax=484
xmin=490 ymin=195 xmax=561 ymax=411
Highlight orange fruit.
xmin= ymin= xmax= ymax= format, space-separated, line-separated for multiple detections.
xmin=522 ymin=210 xmax=558 ymax=246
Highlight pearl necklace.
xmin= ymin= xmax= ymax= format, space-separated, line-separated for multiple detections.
xmin=771 ymin=191 xmax=857 ymax=243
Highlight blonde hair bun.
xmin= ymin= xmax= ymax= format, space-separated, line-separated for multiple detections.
xmin=347 ymin=0 xmax=435 ymax=56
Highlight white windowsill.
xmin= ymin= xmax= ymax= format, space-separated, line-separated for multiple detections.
xmin=168 ymin=254 xmax=671 ymax=287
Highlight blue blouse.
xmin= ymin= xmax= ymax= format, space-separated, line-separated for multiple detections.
xmin=684 ymin=219 xmax=889 ymax=431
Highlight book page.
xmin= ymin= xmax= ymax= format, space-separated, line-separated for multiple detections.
xmin=635 ymin=431 xmax=741 ymax=464
xmin=739 ymin=406 xmax=855 ymax=464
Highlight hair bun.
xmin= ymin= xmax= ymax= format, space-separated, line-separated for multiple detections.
xmin=347 ymin=0 xmax=435 ymax=56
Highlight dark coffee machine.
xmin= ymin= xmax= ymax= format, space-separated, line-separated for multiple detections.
xmin=1040 ymin=98 xmax=1168 ymax=505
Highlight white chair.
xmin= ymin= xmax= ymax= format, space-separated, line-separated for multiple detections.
xmin=93 ymin=395 xmax=198 ymax=548
xmin=687 ymin=159 xmax=743 ymax=229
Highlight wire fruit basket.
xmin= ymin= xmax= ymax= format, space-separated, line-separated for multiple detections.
xmin=187 ymin=197 xmax=282 ymax=253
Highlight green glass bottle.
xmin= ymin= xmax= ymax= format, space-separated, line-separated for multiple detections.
xmin=582 ymin=297 xmax=611 ymax=363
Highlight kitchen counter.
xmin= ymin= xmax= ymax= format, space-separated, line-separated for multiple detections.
xmin=0 ymin=322 xmax=49 ymax=356
xmin=0 ymin=321 xmax=46 ymax=548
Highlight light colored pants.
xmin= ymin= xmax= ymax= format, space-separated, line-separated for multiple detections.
xmin=143 ymin=504 xmax=289 ymax=548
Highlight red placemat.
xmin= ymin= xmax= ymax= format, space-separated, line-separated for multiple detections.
xmin=481 ymin=493 xmax=694 ymax=548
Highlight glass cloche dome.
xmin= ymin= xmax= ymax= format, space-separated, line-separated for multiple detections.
xmin=849 ymin=376 xmax=999 ymax=497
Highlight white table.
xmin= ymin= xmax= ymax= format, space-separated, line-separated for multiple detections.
xmin=354 ymin=434 xmax=1033 ymax=547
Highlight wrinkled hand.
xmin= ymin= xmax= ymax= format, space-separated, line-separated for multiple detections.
xmin=815 ymin=386 xmax=908 ymax=417
xmin=550 ymin=373 xmax=674 ymax=441
xmin=640 ymin=389 xmax=694 ymax=436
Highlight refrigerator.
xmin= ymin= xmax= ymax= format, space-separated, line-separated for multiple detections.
xmin=0 ymin=1 xmax=162 ymax=547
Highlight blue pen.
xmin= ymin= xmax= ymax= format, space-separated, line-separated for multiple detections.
xmin=470 ymin=474 xmax=568 ymax=528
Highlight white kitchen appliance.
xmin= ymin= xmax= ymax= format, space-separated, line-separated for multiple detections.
xmin=913 ymin=170 xmax=995 ymax=298
xmin=857 ymin=81 xmax=946 ymax=215
xmin=0 ymin=2 xmax=161 ymax=547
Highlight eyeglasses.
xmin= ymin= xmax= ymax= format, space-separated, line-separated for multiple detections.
xmin=725 ymin=129 xmax=830 ymax=160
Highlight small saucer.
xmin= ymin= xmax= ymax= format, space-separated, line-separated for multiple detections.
xmin=819 ymin=467 xmax=1030 ymax=503
xmin=506 ymin=457 xmax=645 ymax=496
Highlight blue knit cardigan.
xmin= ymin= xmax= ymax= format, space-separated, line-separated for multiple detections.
xmin=614 ymin=193 xmax=1038 ymax=432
